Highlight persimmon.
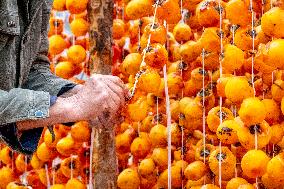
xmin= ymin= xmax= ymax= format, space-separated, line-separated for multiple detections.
xmin=55 ymin=61 xmax=76 ymax=79
xmin=152 ymin=148 xmax=168 ymax=171
xmin=196 ymin=0 xmax=225 ymax=27
xmin=225 ymin=77 xmax=254 ymax=104
xmin=55 ymin=124 xmax=72 ymax=136
xmin=255 ymin=25 xmax=271 ymax=45
xmin=241 ymin=150 xmax=270 ymax=178
xmin=48 ymin=18 xmax=64 ymax=36
xmin=170 ymin=123 xmax=182 ymax=146
xmin=202 ymin=51 xmax=220 ymax=70
xmin=127 ymin=97 xmax=149 ymax=121
xmin=116 ymin=128 xmax=136 ymax=154
xmin=37 ymin=142 xmax=56 ymax=162
xmin=156 ymin=0 xmax=181 ymax=24
xmin=65 ymin=178 xmax=85 ymax=189
xmin=0 ymin=147 xmax=13 ymax=165
xmin=198 ymin=27 xmax=221 ymax=52
xmin=61 ymin=156 xmax=81 ymax=178
xmin=30 ymin=154 xmax=44 ymax=170
xmin=121 ymin=53 xmax=142 ymax=75
xmin=261 ymin=173 xmax=284 ymax=189
xmin=266 ymin=39 xmax=284 ymax=70
xmin=184 ymin=161 xmax=208 ymax=181
xmin=0 ymin=167 xmax=15 ymax=189
xmin=234 ymin=27 xmax=259 ymax=51
xmin=270 ymin=123 xmax=284 ymax=144
xmin=117 ymin=168 xmax=140 ymax=189
xmin=56 ymin=135 xmax=76 ymax=156
xmin=67 ymin=45 xmax=86 ymax=65
xmin=208 ymin=147 xmax=236 ymax=180
xmin=130 ymin=134 xmax=151 ymax=159
xmin=225 ymin=0 xmax=251 ymax=26
xmin=66 ymin=0 xmax=88 ymax=14
xmin=138 ymin=69 xmax=162 ymax=93
xmin=15 ymin=154 xmax=30 ymax=173
xmin=113 ymin=19 xmax=125 ymax=39
xmin=167 ymin=72 xmax=183 ymax=96
xmin=142 ymin=23 xmax=167 ymax=47
xmin=70 ymin=121 xmax=90 ymax=143
xmin=221 ymin=44 xmax=245 ymax=73
xmin=217 ymin=120 xmax=240 ymax=144
xmin=238 ymin=97 xmax=267 ymax=125
xmin=266 ymin=153 xmax=284 ymax=185
xmin=173 ymin=23 xmax=192 ymax=43
xmin=271 ymin=80 xmax=284 ymax=102
xmin=52 ymin=0 xmax=66 ymax=11
xmin=138 ymin=158 xmax=156 ymax=177
xmin=237 ymin=120 xmax=271 ymax=149
xmin=261 ymin=7 xmax=284 ymax=38
xmin=226 ymin=177 xmax=248 ymax=189
xmin=184 ymin=79 xmax=200 ymax=97
xmin=144 ymin=43 xmax=168 ymax=69
xmin=191 ymin=67 xmax=210 ymax=88
xmin=70 ymin=18 xmax=89 ymax=37
xmin=125 ymin=0 xmax=153 ymax=20
xmin=179 ymin=97 xmax=203 ymax=131
xmin=262 ymin=99 xmax=280 ymax=125
xmin=149 ymin=124 xmax=167 ymax=147
xmin=179 ymin=40 xmax=202 ymax=63
xmin=140 ymin=174 xmax=157 ymax=189
xmin=158 ymin=165 xmax=183 ymax=188
xmin=48 ymin=35 xmax=66 ymax=55
xmin=170 ymin=100 xmax=180 ymax=121
xmin=195 ymin=144 xmax=215 ymax=162
xmin=44 ymin=128 xmax=62 ymax=148
xmin=207 ymin=106 xmax=234 ymax=132
xmin=195 ymin=88 xmax=216 ymax=113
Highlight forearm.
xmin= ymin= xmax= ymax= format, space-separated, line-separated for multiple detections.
xmin=17 ymin=97 xmax=78 ymax=131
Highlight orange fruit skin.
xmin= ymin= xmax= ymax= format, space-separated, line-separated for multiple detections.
xmin=66 ymin=178 xmax=85 ymax=189
xmin=70 ymin=121 xmax=91 ymax=143
xmin=67 ymin=45 xmax=86 ymax=65
xmin=53 ymin=0 xmax=66 ymax=11
xmin=70 ymin=18 xmax=89 ymax=37
xmin=48 ymin=35 xmax=67 ymax=55
xmin=66 ymin=0 xmax=88 ymax=14
xmin=55 ymin=61 xmax=76 ymax=79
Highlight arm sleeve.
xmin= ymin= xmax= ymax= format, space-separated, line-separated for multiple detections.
xmin=0 ymin=89 xmax=50 ymax=155
xmin=22 ymin=0 xmax=75 ymax=96
xmin=0 ymin=1 xmax=76 ymax=155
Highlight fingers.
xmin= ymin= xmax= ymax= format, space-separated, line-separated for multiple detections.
xmin=104 ymin=86 xmax=122 ymax=108
xmin=92 ymin=74 xmax=130 ymax=98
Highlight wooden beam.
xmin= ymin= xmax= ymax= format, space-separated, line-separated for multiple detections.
xmin=88 ymin=0 xmax=117 ymax=188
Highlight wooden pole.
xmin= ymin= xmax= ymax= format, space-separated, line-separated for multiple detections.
xmin=88 ymin=0 xmax=117 ymax=188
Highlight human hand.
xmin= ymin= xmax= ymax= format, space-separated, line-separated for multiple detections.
xmin=64 ymin=74 xmax=129 ymax=122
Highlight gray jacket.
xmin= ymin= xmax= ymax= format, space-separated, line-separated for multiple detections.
xmin=0 ymin=0 xmax=73 ymax=154
xmin=0 ymin=0 xmax=72 ymax=124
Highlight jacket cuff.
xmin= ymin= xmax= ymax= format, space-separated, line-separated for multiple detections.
xmin=0 ymin=89 xmax=51 ymax=125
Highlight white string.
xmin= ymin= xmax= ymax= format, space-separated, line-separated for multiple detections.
xmin=45 ymin=164 xmax=51 ymax=189
xmin=163 ymin=65 xmax=172 ymax=189
xmin=88 ymin=127 xmax=95 ymax=189
xmin=218 ymin=0 xmax=223 ymax=187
